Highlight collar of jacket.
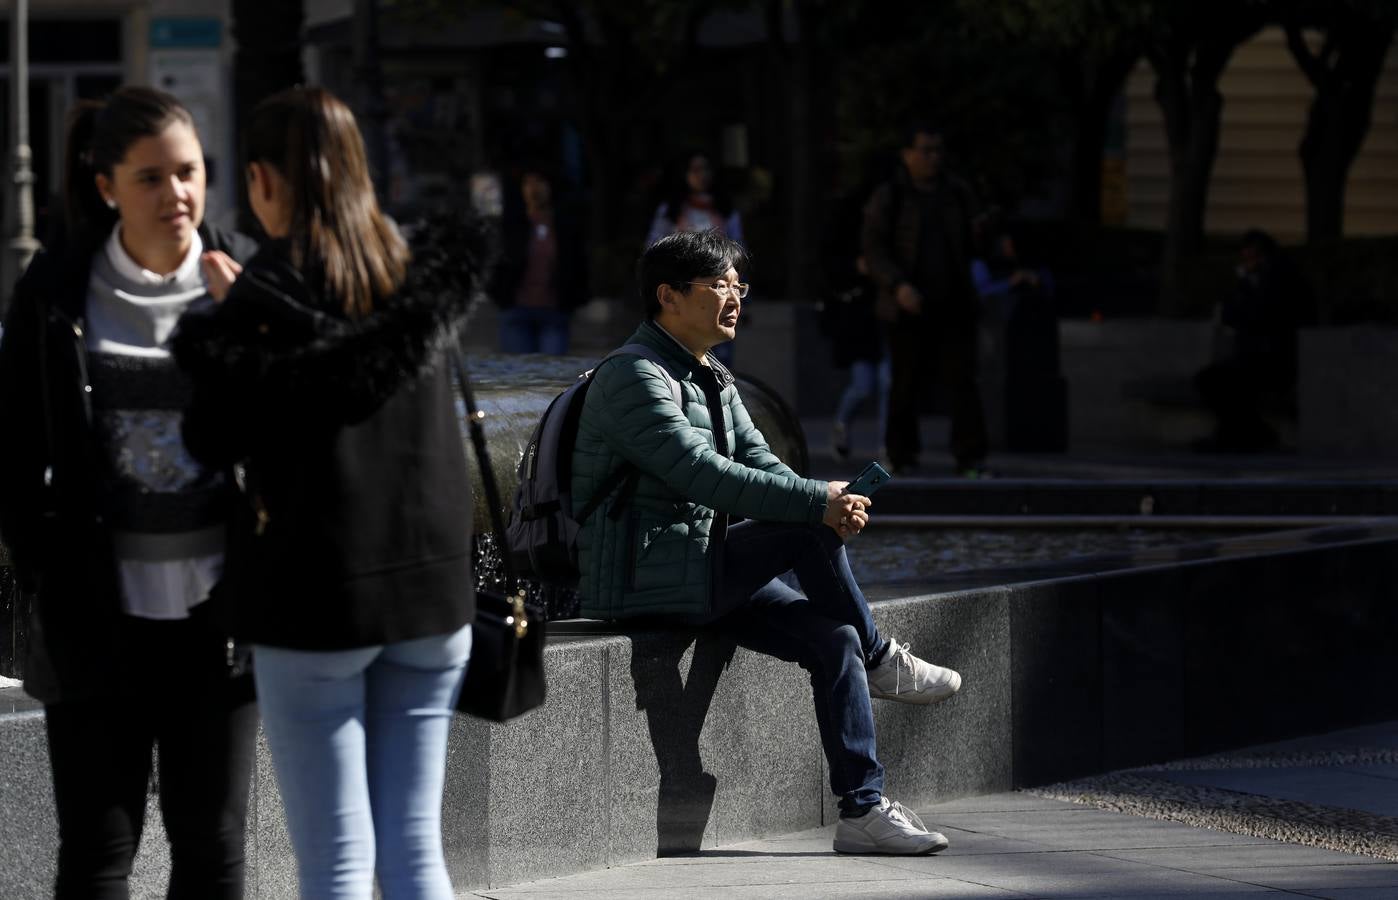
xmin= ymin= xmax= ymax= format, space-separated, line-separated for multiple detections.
xmin=636 ymin=319 xmax=736 ymax=388
xmin=50 ymin=221 xmax=245 ymax=323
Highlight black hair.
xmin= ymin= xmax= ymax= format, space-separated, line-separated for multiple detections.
xmin=902 ymin=120 xmax=944 ymax=149
xmin=63 ymin=86 xmax=195 ymax=246
xmin=637 ymin=229 xmax=749 ymax=319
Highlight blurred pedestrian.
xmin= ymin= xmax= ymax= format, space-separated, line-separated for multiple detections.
xmin=820 ymin=176 xmax=890 ymax=462
xmin=1194 ymin=229 xmax=1316 ymax=452
xmin=974 ymin=221 xmax=1067 ymax=452
xmin=646 ymin=151 xmax=744 ymax=246
xmin=647 ymin=152 xmax=745 ymax=367
xmin=862 ymin=123 xmax=988 ymax=476
xmin=970 ymin=223 xmax=1054 ymax=322
xmin=0 ymin=86 xmax=259 ymax=898
xmin=490 ymin=168 xmax=589 ymax=354
xmin=172 ymin=87 xmax=486 ymax=899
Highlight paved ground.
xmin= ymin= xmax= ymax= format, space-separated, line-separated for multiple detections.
xmin=799 ymin=415 xmax=1398 ymax=482
xmin=468 ymin=723 xmax=1398 ymax=899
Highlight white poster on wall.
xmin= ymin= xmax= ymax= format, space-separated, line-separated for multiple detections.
xmin=148 ymin=18 xmax=226 ymax=218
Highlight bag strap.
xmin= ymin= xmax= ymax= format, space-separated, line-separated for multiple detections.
xmin=449 ymin=347 xmax=517 ymax=592
xmin=608 ymin=342 xmax=683 ymax=408
xmin=572 ymin=342 xmax=684 ymax=523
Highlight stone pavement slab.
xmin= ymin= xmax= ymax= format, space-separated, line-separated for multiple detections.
xmin=1200 ymin=863 xmax=1398 ymax=892
xmin=468 ymin=792 xmax=1384 ymax=899
xmin=1159 ymin=766 xmax=1398 ymax=819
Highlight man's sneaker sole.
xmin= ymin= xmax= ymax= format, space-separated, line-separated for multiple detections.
xmin=833 ymin=831 xmax=950 ymax=855
xmin=869 ymin=669 xmax=962 ymax=705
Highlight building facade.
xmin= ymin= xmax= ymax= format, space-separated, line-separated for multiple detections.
xmin=1124 ymin=25 xmax=1398 ymax=241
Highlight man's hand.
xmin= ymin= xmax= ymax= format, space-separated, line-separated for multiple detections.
xmin=201 ymin=251 xmax=243 ymax=302
xmin=824 ymin=480 xmax=871 ymax=540
xmin=895 ymin=282 xmax=923 ymax=314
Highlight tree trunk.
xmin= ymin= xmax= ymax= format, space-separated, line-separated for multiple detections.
xmin=1300 ymin=135 xmax=1347 ymax=241
xmin=1148 ymin=19 xmax=1257 ymax=313
xmin=1289 ymin=21 xmax=1394 ymax=243
xmin=1065 ymin=47 xmax=1138 ymax=224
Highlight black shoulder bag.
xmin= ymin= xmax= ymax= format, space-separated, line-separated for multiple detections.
xmin=450 ymin=350 xmax=548 ymax=721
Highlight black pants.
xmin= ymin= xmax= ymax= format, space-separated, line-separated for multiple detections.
xmin=884 ymin=313 xmax=988 ymax=470
xmin=44 ymin=610 xmax=257 ymax=900
xmin=1195 ymin=355 xmax=1295 ymax=451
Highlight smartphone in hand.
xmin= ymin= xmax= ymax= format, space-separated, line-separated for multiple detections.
xmin=844 ymin=461 xmax=892 ymax=498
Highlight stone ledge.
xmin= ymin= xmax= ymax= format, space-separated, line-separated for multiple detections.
xmin=3 ymin=524 xmax=1397 ymax=896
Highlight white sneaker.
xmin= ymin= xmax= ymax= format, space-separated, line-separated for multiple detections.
xmin=834 ymin=797 xmax=949 ymax=855
xmin=868 ymin=639 xmax=961 ymax=705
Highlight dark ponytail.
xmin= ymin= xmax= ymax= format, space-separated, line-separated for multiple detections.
xmin=62 ymin=86 xmax=195 ymax=246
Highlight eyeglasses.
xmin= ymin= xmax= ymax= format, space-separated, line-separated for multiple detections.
xmin=686 ymin=281 xmax=750 ymax=299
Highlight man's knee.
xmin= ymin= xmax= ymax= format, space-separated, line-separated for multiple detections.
xmin=807 ymin=623 xmax=863 ymax=672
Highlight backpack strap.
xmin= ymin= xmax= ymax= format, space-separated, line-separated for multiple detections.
xmin=606 ymin=342 xmax=684 ymax=409
xmin=578 ymin=343 xmax=685 ymax=522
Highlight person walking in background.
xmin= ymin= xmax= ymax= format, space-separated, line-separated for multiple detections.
xmin=863 ymin=123 xmax=989 ymax=477
xmin=647 ymin=152 xmax=745 ymax=367
xmin=1194 ymin=228 xmax=1317 ymax=452
xmin=820 ymin=176 xmax=890 ymax=462
xmin=172 ymin=87 xmax=485 ymax=900
xmin=0 ymin=86 xmax=259 ymax=899
xmin=490 ymin=168 xmax=589 ymax=354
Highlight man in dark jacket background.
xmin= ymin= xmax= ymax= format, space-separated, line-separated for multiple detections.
xmin=571 ymin=230 xmax=964 ymax=856
xmin=1194 ymin=228 xmax=1316 ymax=452
xmin=863 ymin=123 xmax=988 ymax=476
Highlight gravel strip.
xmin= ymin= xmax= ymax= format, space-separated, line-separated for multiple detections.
xmin=1029 ymin=748 xmax=1398 ymax=862
xmin=1135 ymin=747 xmax=1398 ymax=772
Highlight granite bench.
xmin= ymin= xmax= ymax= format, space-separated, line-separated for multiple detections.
xmin=4 ymin=521 xmax=1398 ymax=897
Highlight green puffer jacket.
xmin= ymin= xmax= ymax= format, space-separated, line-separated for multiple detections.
xmin=572 ymin=321 xmax=828 ymax=621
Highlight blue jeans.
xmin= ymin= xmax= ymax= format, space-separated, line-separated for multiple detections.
xmin=835 ymin=357 xmax=892 ymax=439
xmin=713 ymin=521 xmax=888 ymax=817
xmin=253 ymin=625 xmax=472 ymax=900
xmin=499 ymin=307 xmax=571 ymax=355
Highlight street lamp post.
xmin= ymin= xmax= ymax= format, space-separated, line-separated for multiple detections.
xmin=3 ymin=0 xmax=41 ymax=319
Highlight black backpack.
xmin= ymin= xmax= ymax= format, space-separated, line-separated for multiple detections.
xmin=505 ymin=343 xmax=682 ymax=586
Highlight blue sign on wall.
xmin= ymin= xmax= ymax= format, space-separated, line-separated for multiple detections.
xmin=150 ymin=18 xmax=222 ymax=50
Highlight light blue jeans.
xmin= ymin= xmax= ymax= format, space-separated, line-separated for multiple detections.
xmin=253 ymin=625 xmax=472 ymax=900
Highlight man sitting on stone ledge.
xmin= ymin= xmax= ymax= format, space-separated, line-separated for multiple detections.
xmin=571 ymin=229 xmax=962 ymax=855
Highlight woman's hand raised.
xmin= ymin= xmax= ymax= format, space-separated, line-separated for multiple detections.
xmin=200 ymin=251 xmax=243 ymax=302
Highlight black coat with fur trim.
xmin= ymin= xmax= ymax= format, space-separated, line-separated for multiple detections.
xmin=172 ymin=240 xmax=475 ymax=650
